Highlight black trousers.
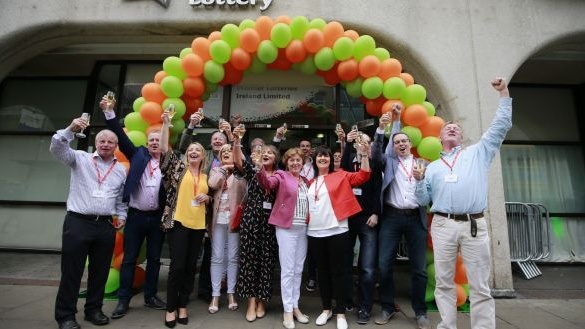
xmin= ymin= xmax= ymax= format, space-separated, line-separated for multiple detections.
xmin=55 ymin=212 xmax=115 ymax=324
xmin=166 ymin=221 xmax=205 ymax=311
xmin=197 ymin=236 xmax=212 ymax=299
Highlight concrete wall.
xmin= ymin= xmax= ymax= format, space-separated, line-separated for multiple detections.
xmin=2 ymin=0 xmax=585 ymax=293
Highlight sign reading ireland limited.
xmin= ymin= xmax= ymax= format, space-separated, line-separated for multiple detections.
xmin=189 ymin=0 xmax=273 ymax=11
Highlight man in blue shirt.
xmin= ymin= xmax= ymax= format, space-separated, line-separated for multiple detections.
xmin=414 ymin=78 xmax=511 ymax=329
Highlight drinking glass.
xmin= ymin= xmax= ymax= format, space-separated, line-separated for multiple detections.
xmin=167 ymin=104 xmax=176 ymax=128
xmin=281 ymin=123 xmax=288 ymax=141
xmin=335 ymin=123 xmax=343 ymax=143
xmin=195 ymin=108 xmax=204 ymax=127
xmin=236 ymin=124 xmax=246 ymax=138
xmin=75 ymin=113 xmax=91 ymax=139
xmin=218 ymin=118 xmax=226 ymax=132
xmin=106 ymin=91 xmax=115 ymax=109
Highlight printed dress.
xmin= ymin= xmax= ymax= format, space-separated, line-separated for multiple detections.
xmin=236 ymin=160 xmax=277 ymax=301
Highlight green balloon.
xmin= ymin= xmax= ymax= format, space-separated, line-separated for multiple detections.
xmin=345 ymin=78 xmax=364 ymax=98
xmin=361 ymin=77 xmax=384 ymax=99
xmin=354 ymin=35 xmax=376 ymax=61
xmin=257 ymin=40 xmax=278 ymax=64
xmin=374 ymin=47 xmax=391 ymax=61
xmin=314 ymin=47 xmax=335 ymax=71
xmin=132 ymin=97 xmax=146 ymax=112
xmin=169 ymin=132 xmax=179 ymax=146
xmin=401 ymin=125 xmax=423 ymax=147
xmin=249 ymin=56 xmax=267 ymax=74
xmin=126 ymin=130 xmax=147 ymax=147
xmin=308 ymin=18 xmax=327 ymax=30
xmin=417 ymin=136 xmax=442 ymax=161
xmin=163 ymin=56 xmax=187 ymax=80
xmin=550 ymin=217 xmax=565 ymax=239
xmin=170 ymin=117 xmax=186 ymax=135
xmin=462 ymin=284 xmax=470 ymax=297
xmin=299 ymin=55 xmax=317 ymax=75
xmin=105 ymin=268 xmax=120 ymax=294
xmin=271 ymin=23 xmax=292 ymax=48
xmin=210 ymin=40 xmax=232 ymax=64
xmin=205 ymin=80 xmax=219 ymax=93
xmin=221 ymin=24 xmax=241 ymax=49
xmin=426 ymin=249 xmax=434 ymax=265
xmin=383 ymin=77 xmax=407 ymax=99
xmin=402 ymin=84 xmax=427 ymax=106
xmin=160 ymin=76 xmax=184 ymax=98
xmin=124 ymin=112 xmax=149 ymax=132
xmin=203 ymin=60 xmax=225 ymax=83
xmin=239 ymin=19 xmax=256 ymax=31
xmin=425 ymin=284 xmax=435 ymax=303
xmin=179 ymin=47 xmax=193 ymax=59
xmin=290 ymin=16 xmax=309 ymax=39
xmin=423 ymin=101 xmax=436 ymax=116
xmin=427 ymin=263 xmax=436 ymax=284
xmin=333 ymin=37 xmax=354 ymax=61
xmin=162 ymin=98 xmax=186 ymax=118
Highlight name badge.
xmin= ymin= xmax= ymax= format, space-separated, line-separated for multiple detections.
xmin=191 ymin=199 xmax=200 ymax=207
xmin=92 ymin=190 xmax=106 ymax=198
xmin=262 ymin=201 xmax=272 ymax=210
xmin=352 ymin=188 xmax=362 ymax=196
xmin=220 ymin=192 xmax=229 ymax=201
xmin=145 ymin=178 xmax=157 ymax=187
xmin=444 ymin=173 xmax=458 ymax=183
xmin=310 ymin=204 xmax=318 ymax=212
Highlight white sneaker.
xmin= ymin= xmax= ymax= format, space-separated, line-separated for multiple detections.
xmin=337 ymin=317 xmax=348 ymax=329
xmin=315 ymin=311 xmax=333 ymax=326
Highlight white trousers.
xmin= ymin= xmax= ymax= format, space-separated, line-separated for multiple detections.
xmin=276 ymin=225 xmax=308 ymax=313
xmin=210 ymin=224 xmax=239 ymax=296
xmin=431 ymin=215 xmax=495 ymax=329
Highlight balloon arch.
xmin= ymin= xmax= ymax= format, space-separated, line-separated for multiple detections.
xmin=123 ymin=15 xmax=445 ymax=160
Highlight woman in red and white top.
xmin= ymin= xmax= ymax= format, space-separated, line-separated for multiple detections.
xmin=307 ymin=145 xmax=371 ymax=329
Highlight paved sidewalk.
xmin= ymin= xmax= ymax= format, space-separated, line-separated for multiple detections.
xmin=0 ymin=252 xmax=584 ymax=329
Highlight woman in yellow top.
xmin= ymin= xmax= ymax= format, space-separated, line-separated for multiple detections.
xmin=160 ymin=109 xmax=211 ymax=328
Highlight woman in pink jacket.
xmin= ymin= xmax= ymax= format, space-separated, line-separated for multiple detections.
xmin=257 ymin=147 xmax=310 ymax=329
xmin=207 ymin=144 xmax=247 ymax=314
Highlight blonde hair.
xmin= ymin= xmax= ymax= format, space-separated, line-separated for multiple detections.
xmin=183 ymin=142 xmax=208 ymax=170
xmin=282 ymin=147 xmax=304 ymax=169
xmin=219 ymin=144 xmax=232 ymax=165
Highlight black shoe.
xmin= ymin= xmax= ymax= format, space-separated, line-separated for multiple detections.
xmin=177 ymin=316 xmax=189 ymax=325
xmin=305 ymin=279 xmax=316 ymax=292
xmin=144 ymin=295 xmax=167 ymax=310
xmin=84 ymin=311 xmax=109 ymax=326
xmin=165 ymin=319 xmax=177 ymax=328
xmin=111 ymin=301 xmax=129 ymax=319
xmin=357 ymin=310 xmax=370 ymax=325
xmin=59 ymin=320 xmax=80 ymax=329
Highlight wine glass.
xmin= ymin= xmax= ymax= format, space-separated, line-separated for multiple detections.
xmin=106 ymin=91 xmax=115 ymax=110
xmin=167 ymin=104 xmax=176 ymax=128
xmin=75 ymin=113 xmax=91 ymax=139
xmin=335 ymin=123 xmax=343 ymax=143
xmin=236 ymin=124 xmax=246 ymax=138
xmin=218 ymin=118 xmax=226 ymax=133
xmin=353 ymin=131 xmax=363 ymax=150
xmin=252 ymin=144 xmax=263 ymax=163
xmin=195 ymin=108 xmax=204 ymax=127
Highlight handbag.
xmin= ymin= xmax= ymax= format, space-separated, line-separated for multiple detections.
xmin=230 ymin=189 xmax=247 ymax=230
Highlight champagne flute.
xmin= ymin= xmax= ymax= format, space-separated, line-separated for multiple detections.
xmin=236 ymin=124 xmax=246 ymax=138
xmin=106 ymin=91 xmax=115 ymax=110
xmin=195 ymin=108 xmax=204 ymax=127
xmin=218 ymin=118 xmax=226 ymax=133
xmin=167 ymin=104 xmax=176 ymax=128
xmin=75 ymin=113 xmax=91 ymax=139
xmin=415 ymin=158 xmax=427 ymax=173
xmin=335 ymin=123 xmax=343 ymax=143
xmin=353 ymin=131 xmax=363 ymax=150
xmin=281 ymin=123 xmax=287 ymax=141
xmin=252 ymin=144 xmax=263 ymax=163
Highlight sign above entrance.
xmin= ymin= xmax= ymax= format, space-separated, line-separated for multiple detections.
xmin=188 ymin=0 xmax=273 ymax=11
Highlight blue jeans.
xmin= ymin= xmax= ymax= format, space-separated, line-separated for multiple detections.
xmin=118 ymin=208 xmax=165 ymax=303
xmin=347 ymin=213 xmax=378 ymax=312
xmin=378 ymin=208 xmax=427 ymax=316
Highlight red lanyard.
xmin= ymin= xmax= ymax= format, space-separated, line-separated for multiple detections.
xmin=439 ymin=149 xmax=462 ymax=173
xmin=314 ymin=175 xmax=326 ymax=201
xmin=398 ymin=157 xmax=414 ymax=181
xmin=93 ymin=157 xmax=117 ymax=187
xmin=191 ymin=171 xmax=201 ymax=197
xmin=301 ymin=164 xmax=311 ymax=178
xmin=147 ymin=159 xmax=159 ymax=177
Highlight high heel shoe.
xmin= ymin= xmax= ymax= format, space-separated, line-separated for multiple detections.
xmin=256 ymin=300 xmax=266 ymax=318
xmin=208 ymin=296 xmax=219 ymax=314
xmin=165 ymin=312 xmax=177 ymax=328
xmin=246 ymin=297 xmax=257 ymax=322
xmin=177 ymin=316 xmax=188 ymax=325
xmin=228 ymin=293 xmax=238 ymax=311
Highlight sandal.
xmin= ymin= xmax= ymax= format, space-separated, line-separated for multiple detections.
xmin=208 ymin=296 xmax=219 ymax=314
xmin=228 ymin=293 xmax=238 ymax=311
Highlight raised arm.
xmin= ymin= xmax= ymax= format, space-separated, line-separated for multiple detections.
xmin=385 ymin=106 xmax=402 ymax=157
xmin=50 ymin=117 xmax=88 ymax=167
xmin=160 ymin=108 xmax=171 ymax=154
xmin=99 ymin=95 xmax=137 ymax=159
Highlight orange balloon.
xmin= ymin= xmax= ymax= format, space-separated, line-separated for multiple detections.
xmin=255 ymin=16 xmax=274 ymax=41
xmin=208 ymin=31 xmax=222 ymax=43
xmin=114 ymin=147 xmax=128 ymax=162
xmin=183 ymin=77 xmax=205 ymax=98
xmin=337 ymin=59 xmax=359 ymax=81
xmin=141 ymin=83 xmax=166 ymax=104
xmin=381 ymin=99 xmax=405 ymax=116
xmin=132 ymin=266 xmax=146 ymax=289
xmin=456 ymin=253 xmax=464 ymax=267
xmin=303 ymin=28 xmax=324 ymax=53
xmin=365 ymin=97 xmax=386 ymax=117
xmin=403 ymin=104 xmax=428 ymax=127
xmin=240 ymin=28 xmax=261 ymax=53
xmin=379 ymin=58 xmax=402 ymax=80
xmin=146 ymin=123 xmax=163 ymax=136
xmin=323 ymin=21 xmax=345 ymax=48
xmin=419 ymin=116 xmax=445 ymax=137
xmin=455 ymin=284 xmax=467 ymax=306
xmin=400 ymin=72 xmax=415 ymax=86
xmin=454 ymin=263 xmax=468 ymax=284
xmin=182 ymin=96 xmax=202 ymax=116
xmin=285 ymin=39 xmax=307 ymax=63
xmin=154 ymin=70 xmax=167 ymax=84
xmin=181 ymin=53 xmax=204 ymax=77
xmin=112 ymin=253 xmax=124 ymax=270
xmin=191 ymin=37 xmax=211 ymax=62
xmin=343 ymin=29 xmax=359 ymax=41
xmin=230 ymin=48 xmax=252 ymax=70
xmin=358 ymin=55 xmax=381 ymax=78
xmin=114 ymin=232 xmax=124 ymax=255
xmin=274 ymin=15 xmax=291 ymax=24
xmin=140 ymin=101 xmax=163 ymax=124
xmin=118 ymin=161 xmax=129 ymax=174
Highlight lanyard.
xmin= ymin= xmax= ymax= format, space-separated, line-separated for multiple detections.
xmin=439 ymin=149 xmax=462 ymax=173
xmin=398 ymin=156 xmax=414 ymax=181
xmin=93 ymin=157 xmax=117 ymax=187
xmin=147 ymin=159 xmax=159 ymax=177
xmin=314 ymin=175 xmax=326 ymax=201
xmin=191 ymin=171 xmax=201 ymax=198
xmin=301 ymin=163 xmax=311 ymax=178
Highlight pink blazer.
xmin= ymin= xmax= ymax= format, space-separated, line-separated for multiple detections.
xmin=257 ymin=169 xmax=308 ymax=229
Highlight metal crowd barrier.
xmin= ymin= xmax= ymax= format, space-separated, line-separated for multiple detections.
xmin=505 ymin=202 xmax=551 ymax=279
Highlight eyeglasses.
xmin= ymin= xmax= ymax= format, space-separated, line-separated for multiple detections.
xmin=393 ymin=139 xmax=410 ymax=145
xmin=333 ymin=155 xmax=342 ymax=159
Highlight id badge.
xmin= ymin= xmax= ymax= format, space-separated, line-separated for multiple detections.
xmin=145 ymin=178 xmax=157 ymax=187
xmin=444 ymin=173 xmax=458 ymax=183
xmin=92 ymin=190 xmax=106 ymax=198
xmin=262 ymin=201 xmax=272 ymax=210
xmin=191 ymin=199 xmax=200 ymax=207
xmin=352 ymin=188 xmax=362 ymax=196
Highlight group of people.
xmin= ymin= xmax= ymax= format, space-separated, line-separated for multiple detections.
xmin=51 ymin=77 xmax=511 ymax=329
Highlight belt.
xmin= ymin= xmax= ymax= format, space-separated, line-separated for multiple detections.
xmin=434 ymin=212 xmax=484 ymax=237
xmin=129 ymin=207 xmax=161 ymax=215
xmin=68 ymin=211 xmax=113 ymax=222
xmin=386 ymin=205 xmax=419 ymax=216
